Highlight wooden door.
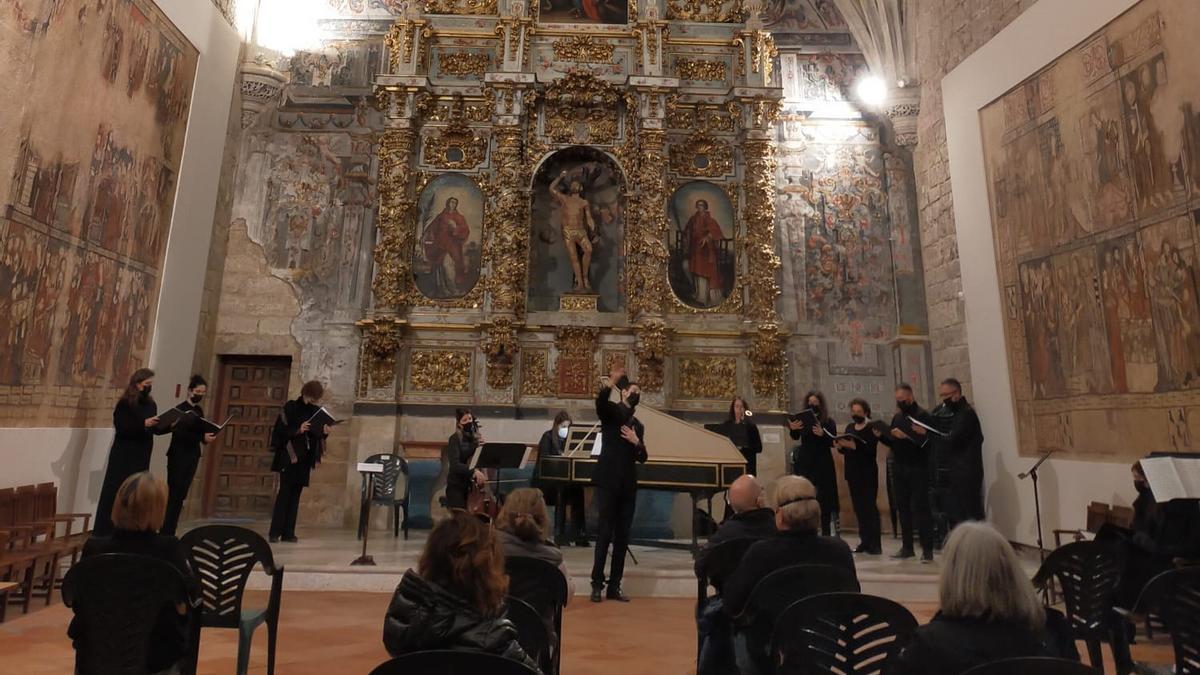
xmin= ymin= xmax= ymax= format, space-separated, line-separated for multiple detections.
xmin=202 ymin=356 xmax=292 ymax=519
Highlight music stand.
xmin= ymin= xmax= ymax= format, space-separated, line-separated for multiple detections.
xmin=352 ymin=462 xmax=384 ymax=566
xmin=471 ymin=443 xmax=531 ymax=502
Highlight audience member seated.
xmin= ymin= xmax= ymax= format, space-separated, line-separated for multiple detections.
xmin=496 ymin=488 xmax=576 ymax=637
xmin=383 ymin=510 xmax=539 ymax=671
xmin=721 ymin=475 xmax=858 ymax=617
xmin=890 ymin=522 xmax=1079 ymax=675
xmin=68 ymin=472 xmax=197 ymax=675
xmin=1097 ymin=461 xmax=1200 ymax=609
xmin=694 ymin=474 xmax=776 ymax=588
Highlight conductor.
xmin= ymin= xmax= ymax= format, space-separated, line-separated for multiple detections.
xmin=590 ymin=366 xmax=648 ymax=603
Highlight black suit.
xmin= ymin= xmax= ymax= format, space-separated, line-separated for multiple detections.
xmin=591 ymin=385 xmax=647 ymax=589
xmin=878 ymin=407 xmax=934 ymax=555
xmin=929 ymin=398 xmax=985 ymax=527
xmin=268 ymin=397 xmax=326 ymax=539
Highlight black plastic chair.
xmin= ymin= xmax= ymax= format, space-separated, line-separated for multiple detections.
xmin=694 ymin=537 xmax=759 ymax=614
xmin=734 ymin=564 xmax=862 ymax=675
xmin=507 ymin=595 xmax=552 ymax=673
xmin=771 ymin=592 xmax=917 ymax=675
xmin=505 ymin=556 xmax=569 ymax=675
xmin=1162 ymin=568 xmax=1200 ymax=674
xmin=180 ymin=525 xmax=285 ymax=675
xmin=369 ymin=650 xmax=543 ymax=675
xmin=62 ymin=553 xmax=191 ymax=675
xmin=1133 ymin=567 xmax=1182 ymax=639
xmin=357 ymin=453 xmax=411 ymax=540
xmin=1032 ymin=541 xmax=1130 ymax=674
xmin=961 ymin=657 xmax=1100 ymax=675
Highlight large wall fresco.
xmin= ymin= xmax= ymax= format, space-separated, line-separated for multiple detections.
xmin=0 ymin=0 xmax=197 ymax=426
xmin=982 ymin=0 xmax=1200 ymax=460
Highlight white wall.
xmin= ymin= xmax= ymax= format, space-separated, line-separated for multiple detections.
xmin=0 ymin=0 xmax=240 ymax=513
xmin=942 ymin=0 xmax=1141 ymax=547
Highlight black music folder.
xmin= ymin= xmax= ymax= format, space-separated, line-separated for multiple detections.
xmin=154 ymin=405 xmax=193 ymax=430
xmin=307 ymin=406 xmax=341 ymax=428
xmin=198 ymin=415 xmax=233 ymax=435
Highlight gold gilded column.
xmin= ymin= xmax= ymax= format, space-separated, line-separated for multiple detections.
xmin=371 ymin=125 xmax=417 ymax=311
xmin=488 ymin=123 xmax=529 ymax=316
xmin=743 ymin=115 xmax=787 ymax=407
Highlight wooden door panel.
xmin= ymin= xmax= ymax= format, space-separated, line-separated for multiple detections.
xmin=203 ymin=356 xmax=291 ymax=519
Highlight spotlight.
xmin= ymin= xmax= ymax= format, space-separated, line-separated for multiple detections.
xmin=856 ymin=76 xmax=888 ymax=106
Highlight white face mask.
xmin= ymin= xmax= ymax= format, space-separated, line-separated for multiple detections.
xmin=557 ymin=425 xmax=569 ymax=439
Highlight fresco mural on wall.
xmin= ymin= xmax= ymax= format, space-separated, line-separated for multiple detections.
xmin=982 ymin=0 xmax=1200 ymax=459
xmin=528 ymin=147 xmax=625 ymax=313
xmin=0 ymin=0 xmax=197 ymax=426
xmin=413 ymin=174 xmax=484 ymax=301
xmin=667 ymin=181 xmax=736 ymax=309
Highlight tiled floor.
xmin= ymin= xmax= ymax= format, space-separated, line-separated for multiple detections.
xmin=0 ymin=591 xmax=1177 ymax=674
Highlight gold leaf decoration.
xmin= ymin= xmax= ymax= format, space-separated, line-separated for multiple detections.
xmin=555 ymin=326 xmax=599 ymax=398
xmin=666 ymin=0 xmax=744 ymax=22
xmin=357 ymin=319 xmax=405 ymax=393
xmin=488 ymin=125 xmax=531 ymax=315
xmin=543 ymin=71 xmax=623 ymax=146
xmin=551 ymin=35 xmax=616 ymax=64
xmin=627 ymin=127 xmax=669 ymax=319
xmin=373 ymin=128 xmax=418 ymax=311
xmin=674 ymin=58 xmax=726 ymax=82
xmin=483 ymin=317 xmax=520 ymax=390
xmin=520 ymin=349 xmax=554 ymax=398
xmin=409 ymin=349 xmax=473 ymax=393
xmin=422 ymin=121 xmax=488 ymax=170
xmin=634 ymin=320 xmax=670 ymax=393
xmin=424 ymin=0 xmax=498 ymax=16
xmin=678 ymin=355 xmax=737 ymax=400
xmin=438 ymin=51 xmax=491 ymax=77
xmin=669 ymin=131 xmax=733 ymax=178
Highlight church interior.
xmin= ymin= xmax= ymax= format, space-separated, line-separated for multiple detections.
xmin=2 ymin=0 xmax=1200 ymax=673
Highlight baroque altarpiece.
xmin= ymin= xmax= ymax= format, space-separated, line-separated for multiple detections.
xmin=357 ymin=0 xmax=790 ymax=413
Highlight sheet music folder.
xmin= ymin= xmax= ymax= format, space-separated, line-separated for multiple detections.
xmin=1140 ymin=456 xmax=1200 ymax=502
xmin=470 ymin=443 xmax=531 ymax=471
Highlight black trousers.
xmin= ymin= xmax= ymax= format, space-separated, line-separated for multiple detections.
xmin=161 ymin=452 xmax=200 ymax=536
xmin=591 ymin=485 xmax=637 ymax=588
xmin=894 ymin=462 xmax=934 ymax=555
xmin=561 ymin=485 xmax=587 ymax=538
xmin=269 ymin=470 xmax=306 ymax=539
xmin=846 ymin=464 xmax=881 ymax=552
xmin=947 ymin=463 xmax=984 ymax=528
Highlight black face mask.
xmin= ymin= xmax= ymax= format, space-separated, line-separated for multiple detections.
xmin=140 ymin=385 xmax=152 ymax=398
xmin=190 ymin=394 xmax=204 ymax=404
xmin=899 ymin=400 xmax=915 ymax=411
xmin=626 ymin=393 xmax=640 ymax=408
xmin=943 ymin=397 xmax=956 ymax=407
xmin=1135 ymin=482 xmax=1152 ymax=495
xmin=852 ymin=415 xmax=865 ymax=424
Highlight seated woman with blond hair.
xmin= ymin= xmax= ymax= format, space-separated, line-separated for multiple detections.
xmin=383 ymin=510 xmax=539 ymax=671
xmin=69 ymin=472 xmax=197 ymax=674
xmin=496 ymin=487 xmax=577 ymax=602
xmin=890 ymin=522 xmax=1079 ymax=675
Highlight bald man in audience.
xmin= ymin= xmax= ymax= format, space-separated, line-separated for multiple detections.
xmin=695 ymin=475 xmax=777 ymax=589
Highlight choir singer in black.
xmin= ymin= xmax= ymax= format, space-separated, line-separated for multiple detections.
xmin=877 ymin=383 xmax=934 ymax=562
xmin=268 ymin=380 xmax=331 ymax=543
xmin=726 ymin=396 xmax=762 ymax=476
xmin=590 ymin=366 xmax=648 ymax=603
xmin=161 ymin=374 xmax=216 ymax=536
xmin=836 ymin=398 xmax=881 ymax=555
xmin=789 ymin=391 xmax=838 ymax=536
xmin=918 ymin=378 xmax=984 ymax=529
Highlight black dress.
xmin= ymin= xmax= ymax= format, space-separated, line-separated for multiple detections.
xmin=733 ymin=419 xmax=763 ymax=476
xmin=94 ymin=396 xmax=170 ymax=536
xmin=839 ymin=422 xmax=881 ymax=553
xmin=162 ymin=400 xmax=208 ymax=536
xmin=791 ymin=417 xmax=839 ymax=536
xmin=444 ymin=430 xmax=479 ymax=510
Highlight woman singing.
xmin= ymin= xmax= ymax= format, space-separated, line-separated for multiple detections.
xmin=161 ymin=375 xmax=215 ymax=536
xmin=789 ymin=390 xmax=839 ymax=536
xmin=94 ymin=369 xmax=173 ymax=536
xmin=726 ymin=396 xmax=762 ymax=476
xmin=444 ymin=408 xmax=487 ymax=511
xmin=268 ymin=380 xmax=330 ymax=543
xmin=836 ymin=398 xmax=881 ymax=555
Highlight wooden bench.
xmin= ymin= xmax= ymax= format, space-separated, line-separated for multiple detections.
xmin=0 ymin=483 xmax=89 ymax=616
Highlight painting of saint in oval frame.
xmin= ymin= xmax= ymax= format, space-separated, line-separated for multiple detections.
xmin=668 ymin=181 xmax=736 ymax=309
xmin=413 ymin=174 xmax=485 ymax=301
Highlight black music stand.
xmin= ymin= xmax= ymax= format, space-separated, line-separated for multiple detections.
xmin=352 ymin=462 xmax=384 ymax=566
xmin=471 ymin=443 xmax=530 ymax=502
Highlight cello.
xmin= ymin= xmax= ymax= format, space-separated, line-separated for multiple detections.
xmin=467 ymin=470 xmax=499 ymax=520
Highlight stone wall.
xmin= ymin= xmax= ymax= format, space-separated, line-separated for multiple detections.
xmin=912 ymin=0 xmax=1036 ymax=395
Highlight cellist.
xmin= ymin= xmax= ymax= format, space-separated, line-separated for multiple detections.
xmin=444 ymin=408 xmax=487 ymax=511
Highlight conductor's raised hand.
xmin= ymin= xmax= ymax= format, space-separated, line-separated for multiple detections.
xmin=620 ymin=425 xmax=640 ymax=445
xmin=609 ymin=364 xmax=627 ymax=384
